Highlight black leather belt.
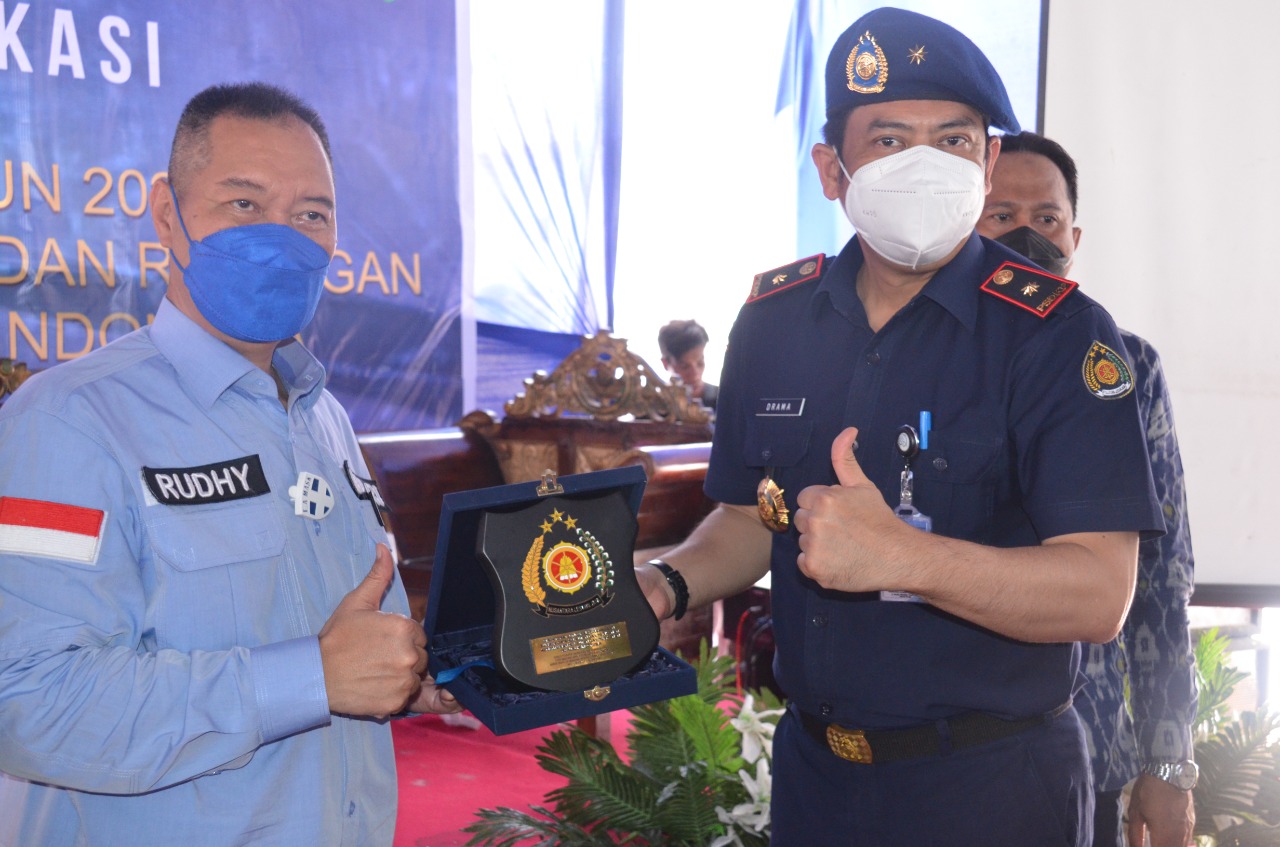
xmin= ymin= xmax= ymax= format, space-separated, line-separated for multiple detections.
xmin=797 ymin=700 xmax=1072 ymax=765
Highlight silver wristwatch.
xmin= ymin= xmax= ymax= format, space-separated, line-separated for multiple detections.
xmin=1140 ymin=759 xmax=1199 ymax=790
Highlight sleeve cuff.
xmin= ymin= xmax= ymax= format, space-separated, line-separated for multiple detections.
xmin=1137 ymin=725 xmax=1195 ymax=764
xmin=249 ymin=636 xmax=331 ymax=743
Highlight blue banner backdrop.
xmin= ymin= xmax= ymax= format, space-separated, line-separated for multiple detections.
xmin=0 ymin=0 xmax=461 ymax=431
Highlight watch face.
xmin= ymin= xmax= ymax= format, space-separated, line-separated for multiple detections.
xmin=1149 ymin=760 xmax=1199 ymax=790
xmin=1172 ymin=760 xmax=1199 ymax=790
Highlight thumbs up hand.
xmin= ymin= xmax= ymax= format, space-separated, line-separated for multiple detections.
xmin=319 ymin=543 xmax=428 ymax=718
xmin=793 ymin=427 xmax=913 ymax=593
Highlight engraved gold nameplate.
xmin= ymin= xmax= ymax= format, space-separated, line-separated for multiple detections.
xmin=757 ymin=475 xmax=790 ymax=533
xmin=531 ymin=622 xmax=633 ymax=675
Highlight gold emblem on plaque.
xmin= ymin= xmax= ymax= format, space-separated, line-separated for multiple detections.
xmin=757 ymin=476 xmax=790 ymax=533
xmin=772 ymin=273 xmax=788 ymax=286
xmin=993 ymin=269 xmax=1014 ymax=286
xmin=846 ymin=31 xmax=888 ymax=94
xmin=799 ymin=260 xmax=818 ymax=275
xmin=1021 ymin=282 xmax=1040 ymax=296
xmin=584 ymin=685 xmax=612 ymax=702
xmin=543 ymin=542 xmax=592 ymax=594
xmin=908 ymin=45 xmax=926 ymax=65
xmin=521 ymin=510 xmax=617 ymax=615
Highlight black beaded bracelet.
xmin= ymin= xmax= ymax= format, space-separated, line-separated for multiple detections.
xmin=648 ymin=559 xmax=688 ymax=621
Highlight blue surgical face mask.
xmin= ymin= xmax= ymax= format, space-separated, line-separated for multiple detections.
xmin=168 ymin=184 xmax=332 ymax=343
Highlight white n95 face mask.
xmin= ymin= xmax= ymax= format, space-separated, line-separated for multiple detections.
xmin=838 ymin=145 xmax=986 ymax=270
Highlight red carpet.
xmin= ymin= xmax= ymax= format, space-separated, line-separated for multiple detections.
xmin=393 ymin=714 xmax=568 ymax=847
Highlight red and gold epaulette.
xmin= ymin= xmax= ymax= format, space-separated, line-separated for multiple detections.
xmin=979 ymin=261 xmax=1077 ymax=318
xmin=746 ymin=254 xmax=826 ymax=304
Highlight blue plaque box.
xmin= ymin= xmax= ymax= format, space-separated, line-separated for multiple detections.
xmin=424 ymin=464 xmax=697 ymax=735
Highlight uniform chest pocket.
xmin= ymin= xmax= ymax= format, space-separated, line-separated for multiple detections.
xmin=743 ymin=416 xmax=813 ymax=469
xmin=912 ymin=430 xmax=1005 ymax=541
xmin=148 ymin=504 xmax=286 ymax=650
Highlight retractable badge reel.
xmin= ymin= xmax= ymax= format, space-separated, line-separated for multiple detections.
xmin=894 ymin=417 xmax=932 ymax=532
xmin=882 ymin=413 xmax=932 ymax=603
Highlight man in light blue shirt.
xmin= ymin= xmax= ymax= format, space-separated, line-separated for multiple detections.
xmin=0 ymin=82 xmax=459 ymax=846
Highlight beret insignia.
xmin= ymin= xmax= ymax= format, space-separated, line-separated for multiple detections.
xmin=980 ymin=261 xmax=1077 ymax=318
xmin=847 ymin=31 xmax=888 ymax=94
xmin=747 ymin=254 xmax=825 ymax=303
xmin=1082 ymin=340 xmax=1135 ymax=400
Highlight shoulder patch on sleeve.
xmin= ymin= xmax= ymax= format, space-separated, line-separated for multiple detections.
xmin=1082 ymin=340 xmax=1135 ymax=399
xmin=979 ymin=261 xmax=1077 ymax=318
xmin=747 ymin=254 xmax=826 ymax=304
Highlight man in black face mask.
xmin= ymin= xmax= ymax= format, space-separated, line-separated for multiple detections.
xmin=978 ymin=132 xmax=1198 ymax=847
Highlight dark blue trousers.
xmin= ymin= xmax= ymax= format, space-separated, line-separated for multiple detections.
xmin=770 ymin=706 xmax=1093 ymax=846
xmin=1092 ymin=789 xmax=1124 ymax=847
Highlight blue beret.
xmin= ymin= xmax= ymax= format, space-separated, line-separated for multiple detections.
xmin=824 ymin=7 xmax=1020 ymax=134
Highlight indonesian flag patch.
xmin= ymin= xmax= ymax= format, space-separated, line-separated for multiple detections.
xmin=0 ymin=497 xmax=106 ymax=565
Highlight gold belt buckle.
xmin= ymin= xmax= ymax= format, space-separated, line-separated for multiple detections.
xmin=826 ymin=724 xmax=873 ymax=764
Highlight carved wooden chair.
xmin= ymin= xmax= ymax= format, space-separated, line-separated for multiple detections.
xmin=0 ymin=358 xmax=35 ymax=406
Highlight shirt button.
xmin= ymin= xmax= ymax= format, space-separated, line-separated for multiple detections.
xmin=819 ymin=702 xmax=833 ymax=717
xmin=865 ymin=352 xmax=881 ymax=365
xmin=811 ymin=614 xmax=828 ymax=627
xmin=933 ymin=457 xmax=948 ymax=471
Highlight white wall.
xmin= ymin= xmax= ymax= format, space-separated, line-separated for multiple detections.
xmin=1043 ymin=0 xmax=1280 ymax=588
xmin=613 ymin=2 xmax=798 ymax=385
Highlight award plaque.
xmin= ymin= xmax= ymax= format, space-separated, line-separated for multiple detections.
xmin=425 ymin=464 xmax=697 ymax=735
xmin=477 ymin=488 xmax=660 ymax=692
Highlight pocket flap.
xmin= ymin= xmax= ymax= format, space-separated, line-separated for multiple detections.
xmin=150 ymin=505 xmax=285 ymax=571
xmin=743 ymin=416 xmax=813 ymax=468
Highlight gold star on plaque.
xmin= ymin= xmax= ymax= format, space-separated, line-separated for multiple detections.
xmin=908 ymin=45 xmax=926 ymax=64
xmin=539 ymin=519 xmax=554 ymax=534
xmin=563 ymin=515 xmax=577 ymax=529
xmin=1022 ymin=283 xmax=1040 ymax=296
xmin=550 ymin=509 xmax=564 ymax=523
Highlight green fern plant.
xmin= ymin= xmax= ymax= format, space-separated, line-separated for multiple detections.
xmin=1190 ymin=629 xmax=1280 ymax=846
xmin=463 ymin=642 xmax=783 ymax=847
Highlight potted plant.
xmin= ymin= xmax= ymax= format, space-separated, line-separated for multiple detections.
xmin=1190 ymin=628 xmax=1280 ymax=846
xmin=463 ymin=643 xmax=784 ymax=847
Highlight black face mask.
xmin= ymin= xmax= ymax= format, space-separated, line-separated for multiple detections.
xmin=993 ymin=226 xmax=1070 ymax=278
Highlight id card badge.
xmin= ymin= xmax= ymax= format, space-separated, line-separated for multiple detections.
xmin=882 ymin=425 xmax=930 ymax=604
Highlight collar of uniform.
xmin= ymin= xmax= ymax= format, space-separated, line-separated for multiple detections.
xmin=916 ymin=233 xmax=984 ymax=333
xmin=812 ymin=233 xmax=985 ymax=333
xmin=150 ymin=299 xmax=261 ymax=410
xmin=813 ymin=236 xmax=869 ymax=322
xmin=270 ymin=339 xmax=327 ymax=410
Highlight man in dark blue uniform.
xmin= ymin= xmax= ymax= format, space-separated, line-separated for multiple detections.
xmin=979 ymin=132 xmax=1197 ymax=847
xmin=637 ymin=8 xmax=1163 ymax=846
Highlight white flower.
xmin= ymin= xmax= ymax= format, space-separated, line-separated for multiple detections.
xmin=738 ymin=757 xmax=772 ymax=815
xmin=712 ymin=756 xmax=772 ymax=846
xmin=729 ymin=694 xmax=785 ymax=764
xmin=709 ymin=828 xmax=744 ymax=847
